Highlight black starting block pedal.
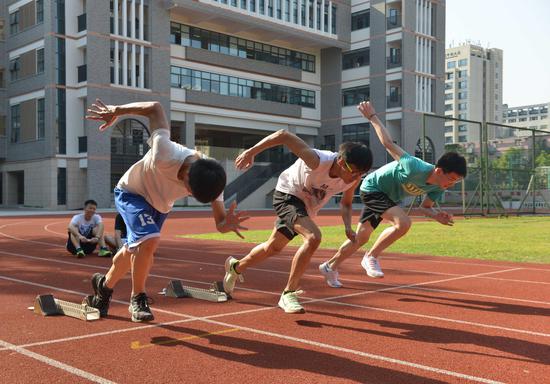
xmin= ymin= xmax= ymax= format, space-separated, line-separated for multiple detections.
xmin=30 ymin=294 xmax=100 ymax=321
xmin=160 ymin=280 xmax=229 ymax=302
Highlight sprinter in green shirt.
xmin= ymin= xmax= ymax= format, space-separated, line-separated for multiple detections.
xmin=319 ymin=101 xmax=467 ymax=287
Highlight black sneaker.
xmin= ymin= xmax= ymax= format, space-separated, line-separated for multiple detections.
xmin=129 ymin=292 xmax=154 ymax=322
xmin=85 ymin=273 xmax=113 ymax=317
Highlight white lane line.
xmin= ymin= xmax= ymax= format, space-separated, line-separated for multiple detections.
xmin=0 ymin=276 xmax=504 ymax=384
xmin=4 ymin=222 xmax=550 ymax=291
xmin=0 ymin=339 xmax=116 ymax=384
xmin=2 ymin=252 xmax=549 ymax=339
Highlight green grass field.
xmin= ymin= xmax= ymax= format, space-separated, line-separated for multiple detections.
xmin=181 ymin=216 xmax=549 ymax=263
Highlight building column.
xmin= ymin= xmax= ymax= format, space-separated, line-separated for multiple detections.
xmin=185 ymin=113 xmax=195 ymax=148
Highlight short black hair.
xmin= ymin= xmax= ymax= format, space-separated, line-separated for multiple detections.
xmin=188 ymin=158 xmax=227 ymax=203
xmin=84 ymin=199 xmax=97 ymax=207
xmin=436 ymin=152 xmax=467 ymax=177
xmin=338 ymin=142 xmax=373 ymax=173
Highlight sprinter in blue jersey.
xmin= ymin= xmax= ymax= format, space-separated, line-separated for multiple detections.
xmin=318 ymin=101 xmax=467 ymax=287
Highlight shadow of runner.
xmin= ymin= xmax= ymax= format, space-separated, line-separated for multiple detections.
xmin=151 ymin=323 xmax=449 ymax=384
xmin=300 ymin=312 xmax=550 ymax=365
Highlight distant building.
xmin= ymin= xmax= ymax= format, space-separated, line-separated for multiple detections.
xmin=502 ymin=103 xmax=549 ymax=137
xmin=444 ymin=43 xmax=503 ymax=144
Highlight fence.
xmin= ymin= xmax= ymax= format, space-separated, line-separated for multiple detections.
xmin=421 ymin=114 xmax=549 ymax=215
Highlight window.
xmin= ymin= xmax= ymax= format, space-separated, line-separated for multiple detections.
xmin=10 ymin=105 xmax=21 ymax=143
xmin=444 ymin=125 xmax=453 ymax=133
xmin=323 ymin=134 xmax=335 ymax=151
xmin=445 ymin=104 xmax=453 ymax=111
xmin=445 ymin=93 xmax=453 ymax=100
xmin=447 ymin=61 xmax=456 ymax=69
xmin=445 ymin=136 xmax=453 ymax=144
xmin=351 ymin=10 xmax=369 ymax=31
xmin=458 ymin=113 xmax=467 ymax=119
xmin=446 ymin=72 xmax=454 ymax=80
xmin=458 ymin=80 xmax=467 ymax=89
xmin=0 ymin=69 xmax=4 ymax=88
xmin=342 ymin=86 xmax=369 ymax=107
xmin=170 ymin=22 xmax=316 ymax=72
xmin=37 ymin=98 xmax=45 ymax=139
xmin=508 ymin=119 xmax=516 ymax=123
xmin=342 ymin=48 xmax=369 ymax=69
xmin=458 ymin=103 xmax=467 ymax=111
xmin=458 ymin=70 xmax=467 ymax=78
xmin=458 ymin=124 xmax=467 ymax=132
xmin=445 ymin=82 xmax=453 ymax=90
xmin=458 ymin=58 xmax=468 ymax=66
xmin=9 ymin=58 xmax=21 ymax=81
xmin=37 ymin=48 xmax=44 ymax=74
xmin=519 ymin=117 xmax=527 ymax=122
xmin=170 ymin=66 xmax=315 ymax=108
xmin=0 ymin=19 xmax=5 ymax=40
xmin=458 ymin=92 xmax=467 ymax=100
xmin=458 ymin=136 xmax=467 ymax=143
xmin=36 ymin=0 xmax=44 ymax=23
xmin=342 ymin=123 xmax=369 ymax=146
xmin=530 ymin=116 xmax=538 ymax=121
xmin=9 ymin=11 xmax=19 ymax=35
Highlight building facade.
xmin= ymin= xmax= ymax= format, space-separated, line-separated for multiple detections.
xmin=502 ymin=102 xmax=549 ymax=137
xmin=444 ymin=43 xmax=503 ymax=144
xmin=0 ymin=0 xmax=445 ymax=209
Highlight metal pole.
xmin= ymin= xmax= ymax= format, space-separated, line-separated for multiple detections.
xmin=532 ymin=130 xmax=536 ymax=214
xmin=480 ymin=122 xmax=486 ymax=216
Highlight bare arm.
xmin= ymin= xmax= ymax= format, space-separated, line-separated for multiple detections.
xmin=235 ymin=130 xmax=320 ymax=171
xmin=340 ymin=179 xmax=361 ymax=242
xmin=357 ymin=101 xmax=404 ymax=162
xmin=68 ymin=223 xmax=85 ymax=241
xmin=420 ymin=197 xmax=454 ymax=226
xmin=211 ymin=200 xmax=249 ymax=239
xmin=86 ymin=99 xmax=169 ymax=132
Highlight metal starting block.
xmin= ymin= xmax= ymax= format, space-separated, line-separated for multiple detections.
xmin=160 ymin=280 xmax=229 ymax=302
xmin=30 ymin=294 xmax=100 ymax=321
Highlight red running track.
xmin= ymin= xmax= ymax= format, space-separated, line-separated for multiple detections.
xmin=0 ymin=212 xmax=549 ymax=384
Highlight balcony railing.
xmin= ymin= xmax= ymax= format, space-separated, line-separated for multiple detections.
xmin=387 ymin=95 xmax=402 ymax=108
xmin=386 ymin=55 xmax=402 ymax=69
xmin=77 ymin=64 xmax=87 ymax=82
xmin=386 ymin=13 xmax=402 ymax=30
xmin=77 ymin=13 xmax=87 ymax=32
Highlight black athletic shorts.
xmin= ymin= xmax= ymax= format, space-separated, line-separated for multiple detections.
xmin=272 ymin=190 xmax=309 ymax=240
xmin=358 ymin=191 xmax=397 ymax=229
xmin=66 ymin=232 xmax=97 ymax=255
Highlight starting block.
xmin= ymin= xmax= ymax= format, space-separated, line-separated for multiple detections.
xmin=160 ymin=280 xmax=229 ymax=302
xmin=30 ymin=294 xmax=100 ymax=321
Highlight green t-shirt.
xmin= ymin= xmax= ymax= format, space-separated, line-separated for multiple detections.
xmin=360 ymin=152 xmax=444 ymax=203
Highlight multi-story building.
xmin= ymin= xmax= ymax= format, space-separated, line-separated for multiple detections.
xmin=502 ymin=102 xmax=549 ymax=137
xmin=444 ymin=43 xmax=503 ymax=144
xmin=0 ymin=0 xmax=445 ymax=210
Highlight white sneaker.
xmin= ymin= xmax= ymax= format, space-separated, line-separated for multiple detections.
xmin=361 ymin=256 xmax=384 ymax=278
xmin=278 ymin=290 xmax=305 ymax=313
xmin=318 ymin=262 xmax=343 ymax=288
xmin=223 ymin=256 xmax=244 ymax=294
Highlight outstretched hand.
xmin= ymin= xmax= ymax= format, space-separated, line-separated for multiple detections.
xmin=235 ymin=149 xmax=256 ymax=170
xmin=357 ymin=101 xmax=377 ymax=120
xmin=221 ymin=201 xmax=250 ymax=238
xmin=86 ymin=99 xmax=118 ymax=131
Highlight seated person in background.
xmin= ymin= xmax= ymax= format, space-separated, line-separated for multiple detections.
xmin=113 ymin=213 xmax=127 ymax=251
xmin=67 ymin=199 xmax=113 ymax=258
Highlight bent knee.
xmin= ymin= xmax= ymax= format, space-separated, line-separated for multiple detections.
xmin=304 ymin=232 xmax=322 ymax=248
xmin=394 ymin=217 xmax=412 ymax=233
